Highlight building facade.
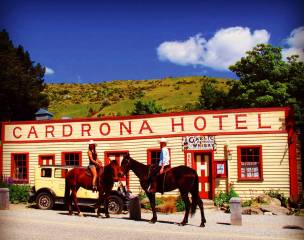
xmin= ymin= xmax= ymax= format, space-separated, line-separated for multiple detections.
xmin=0 ymin=107 xmax=302 ymax=200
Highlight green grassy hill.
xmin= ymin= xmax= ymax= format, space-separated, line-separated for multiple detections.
xmin=45 ymin=76 xmax=230 ymax=119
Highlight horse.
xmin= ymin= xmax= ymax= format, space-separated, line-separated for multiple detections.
xmin=121 ymin=153 xmax=206 ymax=227
xmin=64 ymin=160 xmax=123 ymax=217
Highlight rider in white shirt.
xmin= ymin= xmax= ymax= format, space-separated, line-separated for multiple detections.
xmin=147 ymin=138 xmax=170 ymax=193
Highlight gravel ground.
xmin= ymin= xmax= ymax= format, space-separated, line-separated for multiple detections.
xmin=0 ymin=204 xmax=303 ymax=240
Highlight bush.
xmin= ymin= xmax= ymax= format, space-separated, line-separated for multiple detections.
xmin=176 ymin=196 xmax=185 ymax=212
xmin=214 ymin=188 xmax=239 ymax=208
xmin=138 ymin=191 xmax=185 ymax=212
xmin=0 ymin=179 xmax=30 ymax=203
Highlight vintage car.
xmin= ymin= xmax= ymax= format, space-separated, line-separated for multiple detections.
xmin=28 ymin=165 xmax=129 ymax=214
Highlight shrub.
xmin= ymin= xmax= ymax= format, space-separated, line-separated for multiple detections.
xmin=176 ymin=196 xmax=185 ymax=212
xmin=138 ymin=191 xmax=185 ymax=212
xmin=0 ymin=179 xmax=30 ymax=203
xmin=214 ymin=188 xmax=239 ymax=208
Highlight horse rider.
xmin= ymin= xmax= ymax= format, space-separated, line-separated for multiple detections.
xmin=147 ymin=137 xmax=170 ymax=193
xmin=88 ymin=140 xmax=103 ymax=192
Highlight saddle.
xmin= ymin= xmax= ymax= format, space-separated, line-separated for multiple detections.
xmin=85 ymin=166 xmax=104 ymax=184
xmin=85 ymin=167 xmax=93 ymax=177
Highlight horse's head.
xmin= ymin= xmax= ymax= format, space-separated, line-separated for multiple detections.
xmin=110 ymin=160 xmax=124 ymax=181
xmin=121 ymin=153 xmax=131 ymax=175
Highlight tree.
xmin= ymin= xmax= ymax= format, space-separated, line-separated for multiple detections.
xmin=228 ymin=44 xmax=303 ymax=125
xmin=0 ymin=30 xmax=49 ymax=121
xmin=198 ymin=78 xmax=228 ymax=110
xmin=131 ymin=100 xmax=164 ymax=115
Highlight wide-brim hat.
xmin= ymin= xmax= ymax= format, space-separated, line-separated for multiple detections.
xmin=159 ymin=137 xmax=168 ymax=143
xmin=88 ymin=140 xmax=97 ymax=146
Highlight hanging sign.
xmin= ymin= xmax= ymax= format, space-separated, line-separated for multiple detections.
xmin=182 ymin=136 xmax=216 ymax=150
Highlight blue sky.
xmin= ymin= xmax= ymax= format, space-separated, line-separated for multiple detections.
xmin=1 ymin=0 xmax=303 ymax=83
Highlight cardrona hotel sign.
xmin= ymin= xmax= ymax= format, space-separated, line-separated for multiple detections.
xmin=3 ymin=110 xmax=285 ymax=143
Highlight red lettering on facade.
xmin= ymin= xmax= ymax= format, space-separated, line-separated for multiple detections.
xmin=45 ymin=125 xmax=55 ymax=138
xmin=235 ymin=114 xmax=248 ymax=129
xmin=139 ymin=120 xmax=153 ymax=134
xmin=213 ymin=115 xmax=228 ymax=130
xmin=100 ymin=123 xmax=111 ymax=136
xmin=62 ymin=124 xmax=73 ymax=137
xmin=194 ymin=116 xmax=206 ymax=131
xmin=13 ymin=127 xmax=22 ymax=139
xmin=81 ymin=124 xmax=91 ymax=136
xmin=27 ymin=126 xmax=38 ymax=138
xmin=120 ymin=121 xmax=132 ymax=135
xmin=171 ymin=117 xmax=184 ymax=132
xmin=258 ymin=113 xmax=271 ymax=129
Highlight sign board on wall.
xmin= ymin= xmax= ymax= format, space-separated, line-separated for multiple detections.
xmin=182 ymin=136 xmax=216 ymax=150
xmin=3 ymin=109 xmax=286 ymax=143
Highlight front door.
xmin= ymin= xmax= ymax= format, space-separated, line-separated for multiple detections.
xmin=194 ymin=153 xmax=212 ymax=199
xmin=105 ymin=151 xmax=129 ymax=188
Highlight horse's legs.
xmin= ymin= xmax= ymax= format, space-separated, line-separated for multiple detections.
xmin=71 ymin=186 xmax=82 ymax=216
xmin=96 ymin=191 xmax=104 ymax=218
xmin=179 ymin=191 xmax=191 ymax=226
xmin=103 ymin=192 xmax=110 ymax=218
xmin=196 ymin=195 xmax=206 ymax=227
xmin=66 ymin=191 xmax=73 ymax=215
xmin=146 ymin=192 xmax=157 ymax=223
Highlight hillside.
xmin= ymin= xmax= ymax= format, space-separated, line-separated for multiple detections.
xmin=45 ymin=76 xmax=230 ymax=119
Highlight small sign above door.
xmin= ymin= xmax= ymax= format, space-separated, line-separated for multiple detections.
xmin=182 ymin=136 xmax=216 ymax=150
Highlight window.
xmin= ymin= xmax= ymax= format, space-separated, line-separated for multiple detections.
xmin=237 ymin=146 xmax=263 ymax=181
xmin=11 ymin=153 xmax=28 ymax=183
xmin=41 ymin=168 xmax=52 ymax=178
xmin=39 ymin=155 xmax=55 ymax=165
xmin=147 ymin=148 xmax=171 ymax=166
xmin=61 ymin=152 xmax=82 ymax=166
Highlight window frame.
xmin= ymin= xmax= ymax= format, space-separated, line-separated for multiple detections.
xmin=11 ymin=153 xmax=29 ymax=183
xmin=61 ymin=151 xmax=82 ymax=166
xmin=147 ymin=148 xmax=171 ymax=166
xmin=38 ymin=154 xmax=55 ymax=166
xmin=237 ymin=145 xmax=263 ymax=181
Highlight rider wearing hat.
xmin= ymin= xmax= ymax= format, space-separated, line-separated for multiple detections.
xmin=147 ymin=137 xmax=170 ymax=193
xmin=88 ymin=140 xmax=103 ymax=192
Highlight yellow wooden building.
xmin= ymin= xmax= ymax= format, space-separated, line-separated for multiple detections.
xmin=0 ymin=107 xmax=302 ymax=200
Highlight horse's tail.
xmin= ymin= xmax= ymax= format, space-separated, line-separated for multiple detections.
xmin=190 ymin=172 xmax=199 ymax=217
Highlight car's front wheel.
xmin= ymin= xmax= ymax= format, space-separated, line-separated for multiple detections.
xmin=36 ymin=192 xmax=54 ymax=210
xmin=107 ymin=195 xmax=124 ymax=214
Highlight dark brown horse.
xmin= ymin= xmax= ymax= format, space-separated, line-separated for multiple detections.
xmin=65 ymin=160 xmax=123 ymax=217
xmin=121 ymin=154 xmax=206 ymax=227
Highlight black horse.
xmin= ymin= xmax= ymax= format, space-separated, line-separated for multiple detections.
xmin=121 ymin=153 xmax=206 ymax=227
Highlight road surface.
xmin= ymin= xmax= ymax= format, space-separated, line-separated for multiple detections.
xmin=0 ymin=204 xmax=303 ymax=240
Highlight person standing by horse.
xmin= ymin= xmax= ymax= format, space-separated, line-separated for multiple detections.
xmin=148 ymin=137 xmax=170 ymax=193
xmin=88 ymin=140 xmax=103 ymax=192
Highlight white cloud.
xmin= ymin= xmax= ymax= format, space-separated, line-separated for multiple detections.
xmin=45 ymin=67 xmax=55 ymax=75
xmin=282 ymin=26 xmax=304 ymax=61
xmin=157 ymin=26 xmax=270 ymax=70
xmin=157 ymin=34 xmax=206 ymax=66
